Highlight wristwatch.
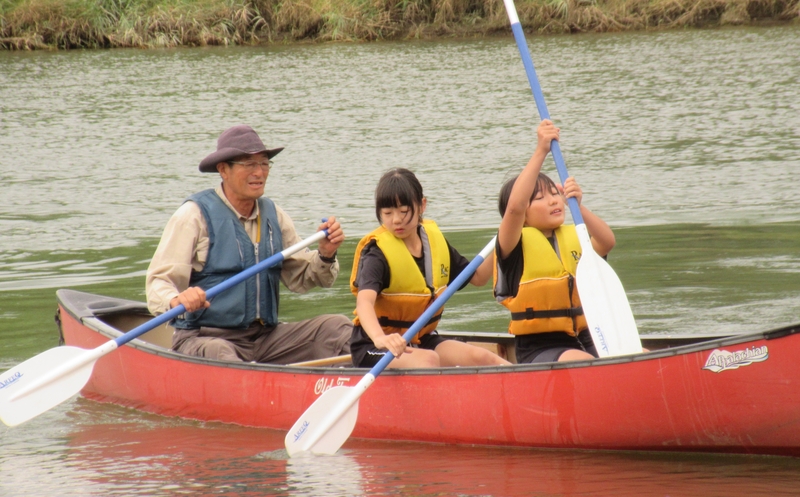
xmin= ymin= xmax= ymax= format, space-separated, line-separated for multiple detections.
xmin=319 ymin=251 xmax=337 ymax=264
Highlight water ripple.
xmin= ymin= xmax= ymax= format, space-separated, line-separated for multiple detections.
xmin=1 ymin=27 xmax=798 ymax=255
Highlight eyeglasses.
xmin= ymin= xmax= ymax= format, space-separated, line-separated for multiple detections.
xmin=230 ymin=159 xmax=273 ymax=171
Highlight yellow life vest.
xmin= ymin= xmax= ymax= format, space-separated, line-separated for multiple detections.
xmin=494 ymin=225 xmax=587 ymax=336
xmin=350 ymin=220 xmax=450 ymax=343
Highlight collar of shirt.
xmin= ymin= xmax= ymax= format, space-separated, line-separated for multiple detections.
xmin=214 ymin=183 xmax=260 ymax=243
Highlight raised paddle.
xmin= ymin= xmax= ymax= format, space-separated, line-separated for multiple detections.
xmin=285 ymin=237 xmax=497 ymax=457
xmin=0 ymin=229 xmax=330 ymax=427
xmin=500 ymin=0 xmax=642 ymax=357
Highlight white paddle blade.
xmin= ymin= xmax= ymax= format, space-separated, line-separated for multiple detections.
xmin=577 ymin=252 xmax=643 ymax=357
xmin=0 ymin=346 xmax=96 ymax=426
xmin=285 ymin=386 xmax=360 ymax=457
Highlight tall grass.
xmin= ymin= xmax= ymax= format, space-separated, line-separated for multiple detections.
xmin=1 ymin=0 xmax=797 ymax=49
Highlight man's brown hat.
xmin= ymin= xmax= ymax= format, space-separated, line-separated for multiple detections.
xmin=199 ymin=125 xmax=284 ymax=173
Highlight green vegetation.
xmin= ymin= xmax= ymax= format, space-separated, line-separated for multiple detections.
xmin=1 ymin=0 xmax=797 ymax=49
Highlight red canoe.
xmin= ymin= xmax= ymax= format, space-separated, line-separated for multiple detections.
xmin=56 ymin=289 xmax=800 ymax=457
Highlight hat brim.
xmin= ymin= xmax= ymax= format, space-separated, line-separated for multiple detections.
xmin=199 ymin=146 xmax=284 ymax=173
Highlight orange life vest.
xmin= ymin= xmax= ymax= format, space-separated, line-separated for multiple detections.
xmin=350 ymin=220 xmax=450 ymax=343
xmin=494 ymin=225 xmax=587 ymax=336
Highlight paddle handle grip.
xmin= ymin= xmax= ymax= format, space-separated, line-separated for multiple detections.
xmin=366 ymin=237 xmax=497 ymax=377
xmin=502 ymin=1 xmax=584 ymax=226
xmin=112 ymin=228 xmax=329 ymax=347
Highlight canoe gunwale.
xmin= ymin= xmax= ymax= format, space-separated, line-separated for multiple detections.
xmin=56 ymin=288 xmax=800 ymax=376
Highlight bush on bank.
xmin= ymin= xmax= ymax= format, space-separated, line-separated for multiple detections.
xmin=0 ymin=0 xmax=798 ymax=49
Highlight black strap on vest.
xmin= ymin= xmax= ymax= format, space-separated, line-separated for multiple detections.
xmin=378 ymin=313 xmax=442 ymax=330
xmin=510 ymin=307 xmax=584 ymax=321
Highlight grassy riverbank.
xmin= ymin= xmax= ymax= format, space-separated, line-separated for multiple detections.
xmin=1 ymin=0 xmax=798 ymax=49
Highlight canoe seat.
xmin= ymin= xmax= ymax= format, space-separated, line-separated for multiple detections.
xmin=100 ymin=313 xmax=175 ymax=350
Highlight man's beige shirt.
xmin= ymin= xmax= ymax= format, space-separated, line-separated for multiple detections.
xmin=146 ymin=185 xmax=338 ymax=315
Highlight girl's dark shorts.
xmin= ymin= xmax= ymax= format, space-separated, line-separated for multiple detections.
xmin=350 ymin=326 xmax=448 ymax=368
xmin=515 ymin=329 xmax=598 ymax=364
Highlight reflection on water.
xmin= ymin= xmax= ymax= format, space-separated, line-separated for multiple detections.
xmin=3 ymin=399 xmax=800 ymax=497
xmin=285 ymin=453 xmax=365 ymax=496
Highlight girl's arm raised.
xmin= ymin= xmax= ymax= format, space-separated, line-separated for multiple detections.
xmin=497 ymin=120 xmax=559 ymax=259
xmin=582 ymin=206 xmax=615 ymax=256
xmin=562 ymin=177 xmax=616 ymax=257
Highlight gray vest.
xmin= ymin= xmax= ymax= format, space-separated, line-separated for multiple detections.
xmin=171 ymin=189 xmax=283 ymax=330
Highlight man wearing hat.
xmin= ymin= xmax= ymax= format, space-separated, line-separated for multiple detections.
xmin=146 ymin=125 xmax=351 ymax=364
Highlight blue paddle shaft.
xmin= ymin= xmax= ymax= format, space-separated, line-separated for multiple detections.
xmin=508 ymin=22 xmax=583 ymax=225
xmin=503 ymin=3 xmax=641 ymax=357
xmin=112 ymin=229 xmax=328 ymax=347
xmin=365 ymin=238 xmax=496 ymax=377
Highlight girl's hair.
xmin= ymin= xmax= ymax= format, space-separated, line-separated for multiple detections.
xmin=374 ymin=168 xmax=424 ymax=222
xmin=498 ymin=173 xmax=559 ymax=217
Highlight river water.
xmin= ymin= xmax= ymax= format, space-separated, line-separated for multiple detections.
xmin=1 ymin=25 xmax=800 ymax=496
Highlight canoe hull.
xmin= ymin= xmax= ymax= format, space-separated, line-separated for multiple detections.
xmin=57 ymin=289 xmax=800 ymax=456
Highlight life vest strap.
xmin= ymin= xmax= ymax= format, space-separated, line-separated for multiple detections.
xmin=378 ymin=313 xmax=442 ymax=330
xmin=510 ymin=307 xmax=584 ymax=321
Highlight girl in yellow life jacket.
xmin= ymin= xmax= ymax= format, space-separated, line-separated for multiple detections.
xmin=495 ymin=120 xmax=617 ymax=364
xmin=350 ymin=168 xmax=510 ymax=369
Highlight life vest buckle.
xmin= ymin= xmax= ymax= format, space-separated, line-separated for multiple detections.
xmin=511 ymin=306 xmax=584 ymax=321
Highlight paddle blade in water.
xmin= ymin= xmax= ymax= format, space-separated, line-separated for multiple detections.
xmin=0 ymin=346 xmax=96 ymax=426
xmin=285 ymin=385 xmax=360 ymax=457
xmin=577 ymin=252 xmax=643 ymax=357
xmin=285 ymin=238 xmax=494 ymax=458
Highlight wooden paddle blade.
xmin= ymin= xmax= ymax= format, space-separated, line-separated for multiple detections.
xmin=0 ymin=346 xmax=96 ymax=426
xmin=576 ymin=252 xmax=643 ymax=357
xmin=285 ymin=385 xmax=360 ymax=457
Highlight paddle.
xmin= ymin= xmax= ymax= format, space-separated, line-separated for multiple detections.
xmin=0 ymin=229 xmax=330 ymax=427
xmin=500 ymin=0 xmax=642 ymax=357
xmin=285 ymin=236 xmax=497 ymax=457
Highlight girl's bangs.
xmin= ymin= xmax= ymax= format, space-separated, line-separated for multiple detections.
xmin=374 ymin=171 xmax=423 ymax=221
xmin=534 ymin=174 xmax=559 ymax=197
